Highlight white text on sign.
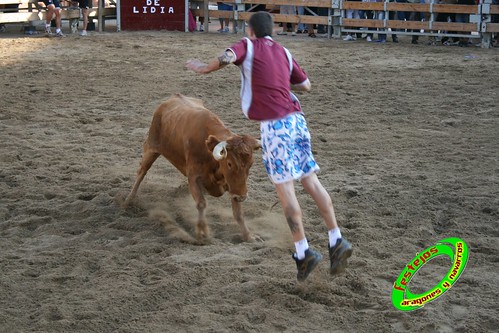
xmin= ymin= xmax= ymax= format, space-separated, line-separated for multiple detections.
xmin=132 ymin=1 xmax=174 ymax=14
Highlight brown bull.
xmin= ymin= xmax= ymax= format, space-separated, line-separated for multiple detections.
xmin=125 ymin=94 xmax=260 ymax=242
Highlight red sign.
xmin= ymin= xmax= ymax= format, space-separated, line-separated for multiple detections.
xmin=120 ymin=0 xmax=185 ymax=31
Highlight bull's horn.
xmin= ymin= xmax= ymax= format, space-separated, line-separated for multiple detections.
xmin=213 ymin=141 xmax=228 ymax=160
xmin=255 ymin=139 xmax=262 ymax=149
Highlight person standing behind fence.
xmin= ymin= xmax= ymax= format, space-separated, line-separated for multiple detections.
xmin=190 ymin=1 xmax=205 ymax=31
xmin=407 ymin=0 xmax=424 ymax=44
xmin=186 ymin=11 xmax=353 ymax=282
xmin=217 ymin=2 xmax=232 ymax=33
xmin=359 ymin=0 xmax=374 ymax=41
xmin=39 ymin=0 xmax=64 ymax=36
xmin=437 ymin=0 xmax=459 ymax=45
xmin=296 ymin=6 xmax=306 ymax=33
xmin=277 ymin=5 xmax=297 ymax=36
xmin=455 ymin=0 xmax=474 ymax=46
xmin=374 ymin=0 xmax=387 ymax=42
xmin=343 ymin=0 xmax=361 ymax=41
xmin=361 ymin=0 xmax=383 ymax=41
xmin=389 ymin=0 xmax=406 ymax=43
xmin=305 ymin=6 xmax=319 ymax=37
xmin=72 ymin=0 xmax=89 ymax=36
xmin=493 ymin=0 xmax=499 ymax=46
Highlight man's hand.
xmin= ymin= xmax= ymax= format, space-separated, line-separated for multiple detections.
xmin=186 ymin=59 xmax=209 ymax=74
xmin=291 ymin=79 xmax=311 ymax=92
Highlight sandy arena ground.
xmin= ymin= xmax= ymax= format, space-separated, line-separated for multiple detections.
xmin=0 ymin=23 xmax=498 ymax=332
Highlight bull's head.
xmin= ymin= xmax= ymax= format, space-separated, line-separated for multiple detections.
xmin=206 ymin=134 xmax=261 ymax=202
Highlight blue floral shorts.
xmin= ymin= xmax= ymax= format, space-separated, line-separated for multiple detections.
xmin=260 ymin=113 xmax=320 ymax=184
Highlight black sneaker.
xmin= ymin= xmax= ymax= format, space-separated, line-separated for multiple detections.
xmin=293 ymin=248 xmax=323 ymax=281
xmin=328 ymin=238 xmax=353 ymax=275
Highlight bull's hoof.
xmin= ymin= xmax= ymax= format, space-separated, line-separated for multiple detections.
xmin=195 ymin=225 xmax=211 ymax=241
xmin=194 ymin=238 xmax=212 ymax=246
xmin=115 ymin=191 xmax=133 ymax=209
xmin=243 ymin=233 xmax=264 ymax=243
xmin=122 ymin=198 xmax=133 ymax=209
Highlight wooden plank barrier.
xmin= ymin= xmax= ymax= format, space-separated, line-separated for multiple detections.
xmin=239 ymin=11 xmax=329 ymax=25
xmin=342 ymin=2 xmax=385 ymax=11
xmin=1 ymin=0 xmax=496 ymax=46
xmin=340 ymin=1 xmax=482 ymax=38
xmin=432 ymin=4 xmax=479 ymax=14
xmin=0 ymin=0 xmax=116 ymax=32
xmin=483 ymin=5 xmax=499 ymax=33
xmin=192 ymin=0 xmax=482 ymax=32
xmin=188 ymin=0 xmax=496 ymax=46
xmin=486 ymin=24 xmax=499 ymax=33
xmin=0 ymin=0 xmax=42 ymax=24
xmin=191 ymin=0 xmax=332 ymax=27
xmin=190 ymin=9 xmax=330 ymax=26
xmin=242 ymin=0 xmax=330 ymax=6
xmin=0 ymin=0 xmax=23 ymax=4
xmin=0 ymin=7 xmax=115 ymax=22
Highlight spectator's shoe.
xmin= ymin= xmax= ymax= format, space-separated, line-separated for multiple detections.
xmin=375 ymin=39 xmax=386 ymax=43
xmin=79 ymin=30 xmax=87 ymax=36
xmin=392 ymin=36 xmax=399 ymax=43
xmin=308 ymin=32 xmax=316 ymax=38
xmin=293 ymin=248 xmax=323 ymax=282
xmin=199 ymin=24 xmax=204 ymax=32
xmin=296 ymin=29 xmax=303 ymax=34
xmin=343 ymin=35 xmax=354 ymax=41
xmin=328 ymin=238 xmax=353 ymax=275
xmin=366 ymin=36 xmax=372 ymax=42
xmin=277 ymin=31 xmax=287 ymax=35
xmin=411 ymin=39 xmax=418 ymax=45
xmin=222 ymin=27 xmax=229 ymax=33
xmin=291 ymin=31 xmax=296 ymax=36
xmin=55 ymin=30 xmax=64 ymax=37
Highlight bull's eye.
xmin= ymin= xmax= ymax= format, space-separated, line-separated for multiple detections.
xmin=227 ymin=161 xmax=233 ymax=169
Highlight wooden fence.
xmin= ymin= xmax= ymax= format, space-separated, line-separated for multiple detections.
xmin=190 ymin=0 xmax=498 ymax=47
xmin=1 ymin=0 xmax=496 ymax=47
xmin=0 ymin=0 xmax=116 ymax=32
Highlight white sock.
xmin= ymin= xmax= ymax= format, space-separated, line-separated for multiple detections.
xmin=328 ymin=228 xmax=342 ymax=248
xmin=55 ymin=28 xmax=61 ymax=33
xmin=294 ymin=238 xmax=309 ymax=260
xmin=45 ymin=23 xmax=51 ymax=29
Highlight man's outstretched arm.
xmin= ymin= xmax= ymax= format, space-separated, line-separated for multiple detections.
xmin=186 ymin=50 xmax=236 ymax=74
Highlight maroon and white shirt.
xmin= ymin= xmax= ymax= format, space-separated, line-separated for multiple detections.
xmin=227 ymin=36 xmax=310 ymax=121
